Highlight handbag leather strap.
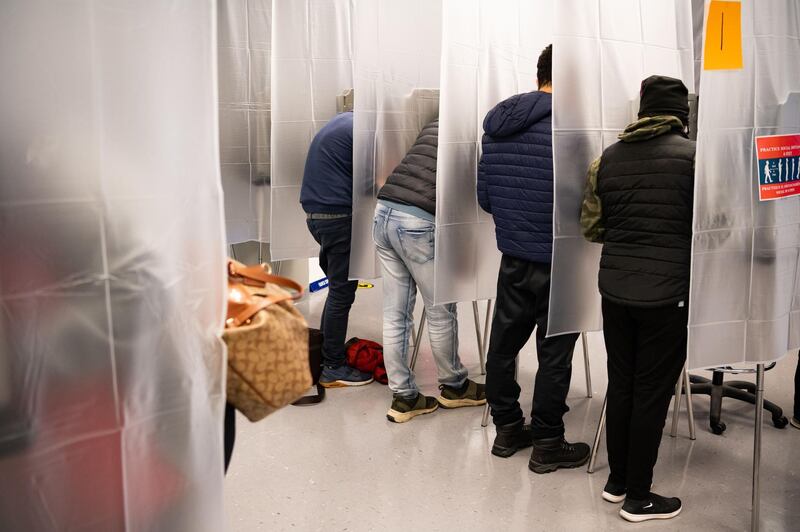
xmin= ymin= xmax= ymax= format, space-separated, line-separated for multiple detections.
xmin=228 ymin=259 xmax=304 ymax=300
xmin=227 ymin=290 xmax=294 ymax=328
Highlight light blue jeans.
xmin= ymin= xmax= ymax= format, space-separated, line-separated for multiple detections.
xmin=372 ymin=202 xmax=468 ymax=398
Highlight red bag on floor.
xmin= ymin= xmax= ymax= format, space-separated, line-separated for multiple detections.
xmin=345 ymin=338 xmax=388 ymax=384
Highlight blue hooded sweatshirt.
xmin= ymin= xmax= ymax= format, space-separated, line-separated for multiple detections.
xmin=300 ymin=111 xmax=353 ymax=214
xmin=477 ymin=91 xmax=553 ymax=263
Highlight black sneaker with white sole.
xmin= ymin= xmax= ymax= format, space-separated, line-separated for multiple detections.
xmin=620 ymin=493 xmax=682 ymax=523
xmin=387 ymin=393 xmax=439 ymax=423
xmin=603 ymin=480 xmax=655 ymax=504
xmin=602 ymin=479 xmax=627 ymax=503
xmin=791 ymin=417 xmax=800 ymax=430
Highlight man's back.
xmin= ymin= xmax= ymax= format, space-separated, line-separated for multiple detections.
xmin=477 ymin=91 xmax=553 ymax=264
xmin=300 ymin=111 xmax=353 ymax=215
xmin=596 ymin=118 xmax=695 ymax=307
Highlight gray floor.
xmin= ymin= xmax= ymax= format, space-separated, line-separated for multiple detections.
xmin=224 ymin=280 xmax=800 ymax=532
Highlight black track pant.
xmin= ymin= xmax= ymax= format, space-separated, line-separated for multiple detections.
xmin=485 ymin=255 xmax=578 ymax=439
xmin=602 ymin=298 xmax=687 ymax=500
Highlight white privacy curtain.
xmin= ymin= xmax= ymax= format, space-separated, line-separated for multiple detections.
xmin=218 ymin=0 xmax=272 ymax=245
xmin=688 ymin=0 xmax=800 ymax=369
xmin=350 ymin=0 xmax=443 ymax=279
xmin=270 ymin=0 xmax=354 ymax=261
xmin=433 ymin=0 xmax=553 ymax=305
xmin=0 ymin=1 xmax=227 ymax=530
xmin=548 ymin=0 xmax=695 ymax=336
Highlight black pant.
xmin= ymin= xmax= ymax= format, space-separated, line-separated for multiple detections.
xmin=602 ymin=298 xmax=688 ymax=500
xmin=224 ymin=402 xmax=236 ymax=473
xmin=794 ymin=351 xmax=799 ymax=420
xmin=307 ymin=216 xmax=358 ymax=367
xmin=486 ymin=255 xmax=579 ymax=439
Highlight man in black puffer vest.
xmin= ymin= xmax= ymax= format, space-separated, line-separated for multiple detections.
xmin=581 ymin=75 xmax=695 ymax=524
xmin=373 ymin=119 xmax=486 ymax=423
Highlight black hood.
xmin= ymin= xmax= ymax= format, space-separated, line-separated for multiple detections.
xmin=483 ymin=91 xmax=552 ymax=138
xmin=638 ymin=75 xmax=689 ymax=125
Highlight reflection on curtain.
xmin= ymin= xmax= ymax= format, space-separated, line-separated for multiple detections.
xmin=218 ymin=0 xmax=272 ymax=245
xmin=548 ymin=0 xmax=694 ymax=336
xmin=433 ymin=0 xmax=553 ymax=305
xmin=0 ymin=1 xmax=227 ymax=530
xmin=688 ymin=0 xmax=800 ymax=369
xmin=269 ymin=0 xmax=354 ymax=261
xmin=349 ymin=0 xmax=443 ymax=280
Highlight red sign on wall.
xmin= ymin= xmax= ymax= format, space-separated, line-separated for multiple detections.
xmin=755 ymin=134 xmax=800 ymax=201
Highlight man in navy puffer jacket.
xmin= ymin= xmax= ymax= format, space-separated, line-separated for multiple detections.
xmin=478 ymin=45 xmax=589 ymax=473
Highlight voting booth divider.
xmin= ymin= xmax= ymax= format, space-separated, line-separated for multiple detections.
xmin=218 ymin=0 xmax=272 ymax=246
xmin=270 ymin=0 xmax=354 ymax=262
xmin=548 ymin=0 xmax=695 ymax=337
xmin=433 ymin=0 xmax=553 ymax=306
xmin=349 ymin=0 xmax=444 ymax=280
xmin=0 ymin=1 xmax=227 ymax=529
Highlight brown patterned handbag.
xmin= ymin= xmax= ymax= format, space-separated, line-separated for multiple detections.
xmin=223 ymin=259 xmax=311 ymax=422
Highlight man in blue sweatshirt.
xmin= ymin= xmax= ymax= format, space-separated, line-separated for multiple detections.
xmin=300 ymin=111 xmax=372 ymax=387
xmin=477 ymin=45 xmax=589 ymax=472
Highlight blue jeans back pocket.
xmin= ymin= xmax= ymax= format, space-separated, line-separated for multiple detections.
xmin=397 ymin=227 xmax=434 ymax=264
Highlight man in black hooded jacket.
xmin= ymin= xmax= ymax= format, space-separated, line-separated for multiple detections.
xmin=581 ymin=75 xmax=695 ymax=523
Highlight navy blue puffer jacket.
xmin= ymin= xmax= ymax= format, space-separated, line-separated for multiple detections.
xmin=477 ymin=91 xmax=553 ymax=263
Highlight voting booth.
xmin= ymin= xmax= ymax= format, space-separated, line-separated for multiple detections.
xmin=433 ymin=0 xmax=553 ymax=305
xmin=218 ymin=0 xmax=272 ymax=245
xmin=0 ymin=1 xmax=227 ymax=529
xmin=349 ymin=0 xmax=443 ymax=280
xmin=689 ymin=0 xmax=800 ymax=369
xmin=548 ymin=0 xmax=695 ymax=336
xmin=270 ymin=0 xmax=354 ymax=261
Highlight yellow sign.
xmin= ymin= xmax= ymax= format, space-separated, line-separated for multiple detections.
xmin=357 ymin=282 xmax=374 ymax=289
xmin=704 ymin=1 xmax=743 ymax=70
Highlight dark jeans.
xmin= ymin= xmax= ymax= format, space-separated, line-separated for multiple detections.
xmin=485 ymin=255 xmax=579 ymax=439
xmin=795 ymin=351 xmax=799 ymax=420
xmin=602 ymin=298 xmax=688 ymax=500
xmin=224 ymin=402 xmax=235 ymax=473
xmin=307 ymin=216 xmax=358 ymax=368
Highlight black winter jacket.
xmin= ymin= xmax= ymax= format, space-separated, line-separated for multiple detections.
xmin=596 ymin=120 xmax=695 ymax=307
xmin=477 ymin=91 xmax=554 ymax=263
xmin=377 ymin=120 xmax=438 ymax=215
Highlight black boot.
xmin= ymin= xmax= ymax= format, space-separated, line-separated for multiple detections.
xmin=528 ymin=436 xmax=590 ymax=474
xmin=491 ymin=420 xmax=534 ymax=458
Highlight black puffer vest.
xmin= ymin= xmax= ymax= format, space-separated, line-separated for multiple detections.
xmin=597 ymin=132 xmax=695 ymax=307
xmin=377 ymin=120 xmax=438 ymax=215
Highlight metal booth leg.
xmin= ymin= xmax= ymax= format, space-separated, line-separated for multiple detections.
xmin=480 ymin=299 xmax=493 ymax=375
xmin=684 ymin=366 xmax=696 ymax=441
xmin=670 ymin=365 xmax=695 ymax=439
xmin=588 ymin=393 xmax=608 ymax=474
xmin=582 ymin=332 xmax=593 ymax=398
xmin=481 ymin=402 xmax=491 ymax=428
xmin=409 ymin=307 xmax=427 ymax=371
xmin=671 ymin=364 xmax=686 ymax=438
xmin=472 ymin=301 xmax=485 ymax=375
xmin=751 ymin=364 xmax=765 ymax=532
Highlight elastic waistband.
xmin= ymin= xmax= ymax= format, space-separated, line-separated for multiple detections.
xmin=306 ymin=213 xmax=351 ymax=220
